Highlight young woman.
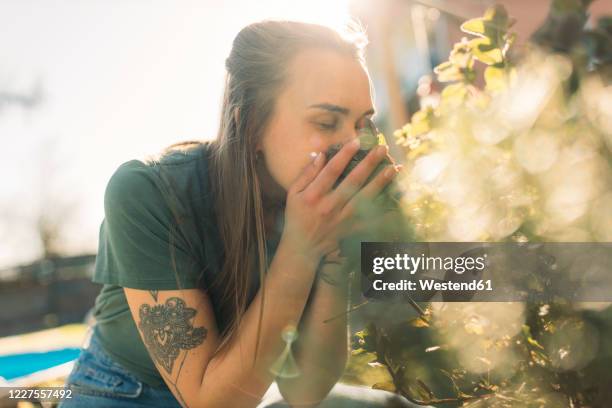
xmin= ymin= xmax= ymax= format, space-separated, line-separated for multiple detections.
xmin=60 ymin=20 xmax=425 ymax=407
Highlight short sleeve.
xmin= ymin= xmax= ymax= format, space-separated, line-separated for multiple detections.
xmin=93 ymin=160 xmax=202 ymax=290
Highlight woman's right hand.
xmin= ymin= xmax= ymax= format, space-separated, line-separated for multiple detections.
xmin=281 ymin=138 xmax=399 ymax=261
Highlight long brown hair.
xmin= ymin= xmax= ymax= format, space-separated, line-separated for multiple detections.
xmin=205 ymin=19 xmax=369 ymax=362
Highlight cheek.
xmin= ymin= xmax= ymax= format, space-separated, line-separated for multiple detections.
xmin=309 ymin=134 xmax=328 ymax=151
xmin=270 ymin=157 xmax=296 ymax=189
xmin=261 ymin=119 xmax=327 ymax=189
xmin=263 ymin=138 xmax=313 ymax=190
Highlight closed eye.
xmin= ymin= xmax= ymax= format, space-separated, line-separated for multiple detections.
xmin=317 ymin=122 xmax=337 ymax=131
xmin=316 ymin=115 xmax=374 ymax=132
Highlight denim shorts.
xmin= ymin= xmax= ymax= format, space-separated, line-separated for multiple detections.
xmin=60 ymin=326 xmax=427 ymax=407
xmin=59 ymin=326 xmax=181 ymax=408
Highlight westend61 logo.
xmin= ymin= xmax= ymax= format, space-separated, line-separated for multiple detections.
xmin=360 ymin=242 xmax=612 ymax=302
xmin=371 ymin=253 xmax=487 ymax=275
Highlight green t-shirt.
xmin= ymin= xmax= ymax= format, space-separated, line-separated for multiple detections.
xmin=91 ymin=141 xmax=280 ymax=387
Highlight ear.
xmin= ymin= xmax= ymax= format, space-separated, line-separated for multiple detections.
xmin=255 ymin=136 xmax=263 ymax=152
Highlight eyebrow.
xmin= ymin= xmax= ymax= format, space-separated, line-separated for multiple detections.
xmin=308 ymin=103 xmax=376 ymax=117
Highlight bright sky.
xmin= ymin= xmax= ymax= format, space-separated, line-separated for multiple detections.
xmin=0 ymin=0 xmax=353 ymax=268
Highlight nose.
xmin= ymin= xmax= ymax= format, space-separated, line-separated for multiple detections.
xmin=312 ymin=125 xmax=362 ymax=154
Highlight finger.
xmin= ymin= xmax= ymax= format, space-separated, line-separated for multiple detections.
xmin=290 ymin=152 xmax=326 ymax=193
xmin=340 ymin=164 xmax=400 ymax=218
xmin=358 ymin=164 xmax=400 ymax=199
xmin=305 ymin=138 xmax=361 ymax=197
xmin=321 ymin=144 xmax=389 ymax=212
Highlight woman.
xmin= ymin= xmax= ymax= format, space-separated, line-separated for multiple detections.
xmin=60 ymin=20 xmax=423 ymax=407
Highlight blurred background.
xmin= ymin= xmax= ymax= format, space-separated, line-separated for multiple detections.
xmin=1 ymin=0 xmax=611 ymax=404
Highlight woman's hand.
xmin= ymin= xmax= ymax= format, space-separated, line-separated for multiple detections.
xmin=281 ymin=138 xmax=399 ymax=262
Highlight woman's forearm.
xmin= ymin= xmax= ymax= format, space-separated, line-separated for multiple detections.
xmin=199 ymin=234 xmax=321 ymax=407
xmin=275 ymin=263 xmax=351 ymax=407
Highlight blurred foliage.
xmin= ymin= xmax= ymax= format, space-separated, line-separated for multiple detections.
xmin=348 ymin=1 xmax=612 ymax=407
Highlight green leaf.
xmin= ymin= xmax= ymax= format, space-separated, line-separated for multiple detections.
xmin=527 ymin=336 xmax=545 ymax=350
xmin=372 ymin=382 xmax=396 ymax=392
xmin=376 ymin=132 xmax=388 ymax=146
xmin=461 ymin=17 xmax=486 ymax=36
xmin=434 ymin=39 xmax=477 ymax=83
xmin=409 ymin=316 xmax=430 ymax=328
xmin=416 ymin=379 xmax=435 ymax=400
xmin=441 ymin=82 xmax=468 ymax=103
xmin=448 ymin=40 xmax=474 ymax=68
xmin=434 ymin=61 xmax=464 ymax=83
xmin=400 ymin=378 xmax=436 ymax=402
xmin=433 ymin=61 xmax=453 ymax=72
xmin=522 ymin=324 xmax=545 ymax=350
xmin=461 ymin=5 xmax=511 ymax=38
xmin=409 ymin=108 xmax=434 ymax=136
xmin=353 ymin=323 xmax=379 ymax=353
xmin=470 ymin=38 xmax=504 ymax=65
xmin=484 ymin=66 xmax=506 ymax=91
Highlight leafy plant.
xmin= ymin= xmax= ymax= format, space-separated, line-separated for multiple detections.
xmin=345 ymin=1 xmax=612 ymax=406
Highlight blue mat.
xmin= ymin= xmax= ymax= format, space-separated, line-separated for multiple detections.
xmin=0 ymin=348 xmax=81 ymax=380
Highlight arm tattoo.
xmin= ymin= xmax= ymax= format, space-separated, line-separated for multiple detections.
xmin=316 ymin=258 xmax=346 ymax=287
xmin=138 ymin=297 xmax=207 ymax=374
xmin=319 ymin=271 xmax=342 ymax=287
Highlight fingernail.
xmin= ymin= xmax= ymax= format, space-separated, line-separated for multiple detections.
xmin=309 ymin=151 xmax=318 ymax=160
xmin=315 ymin=152 xmax=325 ymax=166
xmin=349 ymin=138 xmax=360 ymax=149
xmin=395 ymin=164 xmax=403 ymax=172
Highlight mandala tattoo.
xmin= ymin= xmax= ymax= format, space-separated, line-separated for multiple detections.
xmin=138 ymin=297 xmax=207 ymax=374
